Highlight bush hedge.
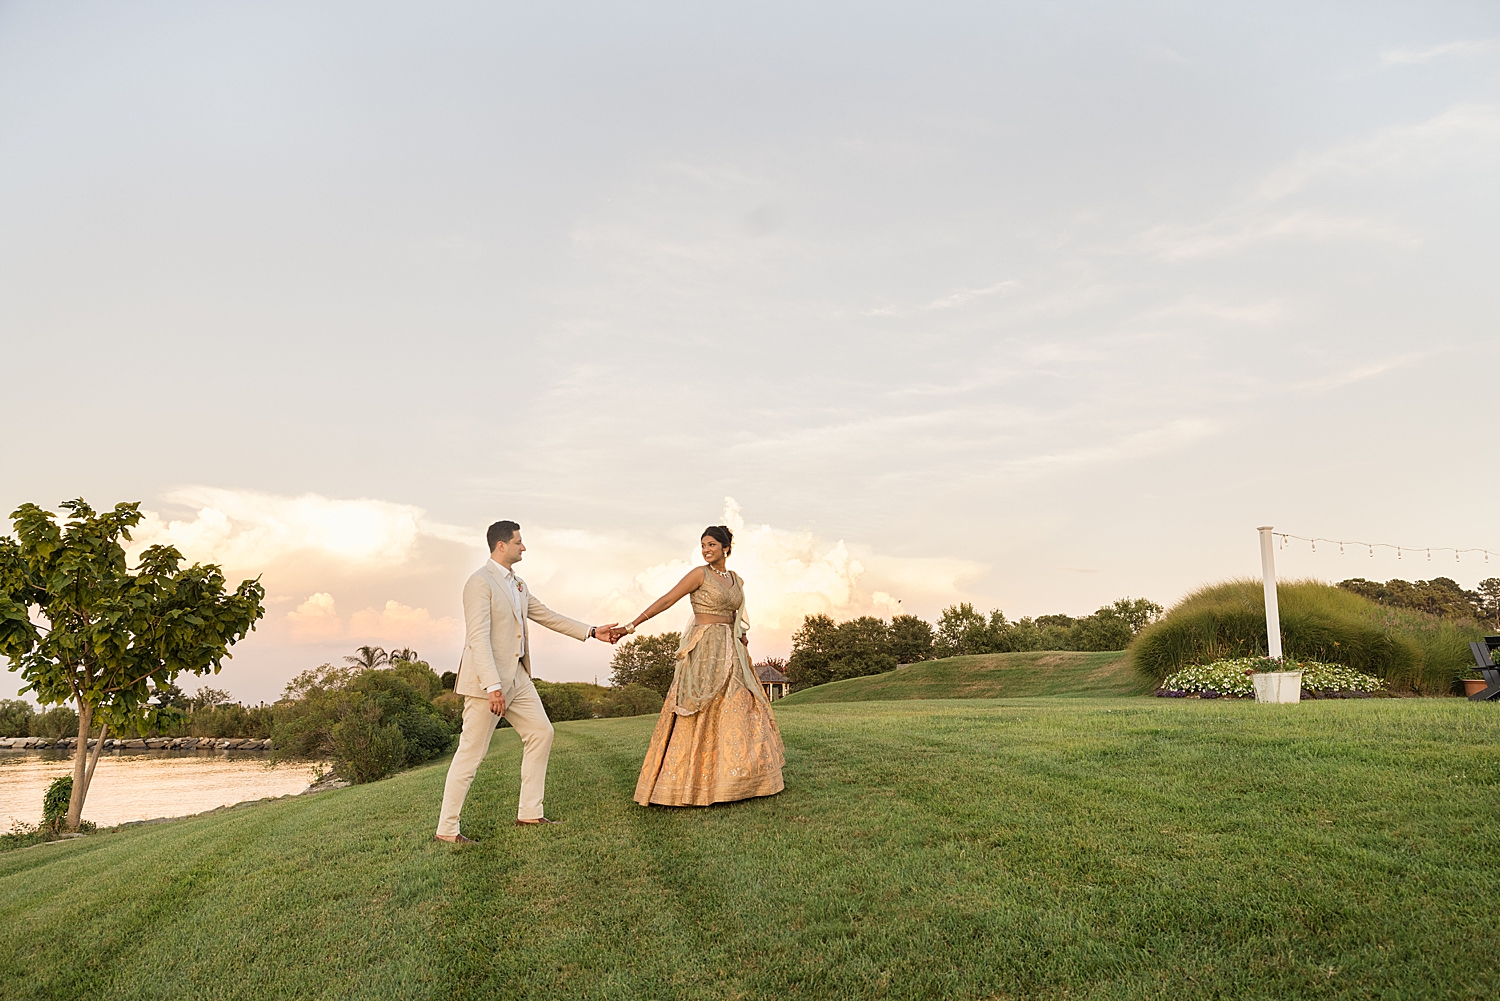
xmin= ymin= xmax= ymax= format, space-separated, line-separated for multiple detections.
xmin=1131 ymin=579 xmax=1484 ymax=694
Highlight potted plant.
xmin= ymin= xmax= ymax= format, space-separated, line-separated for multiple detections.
xmin=1246 ymin=656 xmax=1303 ymax=704
xmin=1462 ymin=674 xmax=1490 ymax=697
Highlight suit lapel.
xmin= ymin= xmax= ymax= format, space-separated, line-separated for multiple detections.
xmin=483 ymin=561 xmax=523 ymax=628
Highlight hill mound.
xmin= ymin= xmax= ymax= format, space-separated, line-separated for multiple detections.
xmin=776 ymin=650 xmax=1149 ymax=705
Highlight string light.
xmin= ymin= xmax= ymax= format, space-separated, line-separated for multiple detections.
xmin=1271 ymin=532 xmax=1499 ymax=565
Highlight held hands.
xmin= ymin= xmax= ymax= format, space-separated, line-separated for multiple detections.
xmin=592 ymin=623 xmax=630 ymax=644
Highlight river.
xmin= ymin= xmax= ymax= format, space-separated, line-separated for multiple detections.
xmin=0 ymin=750 xmax=323 ymax=828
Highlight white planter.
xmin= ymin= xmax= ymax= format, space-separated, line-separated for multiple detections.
xmin=1252 ymin=670 xmax=1303 ymax=704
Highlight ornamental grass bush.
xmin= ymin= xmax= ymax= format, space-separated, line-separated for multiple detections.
xmin=1131 ymin=578 xmax=1483 ymax=694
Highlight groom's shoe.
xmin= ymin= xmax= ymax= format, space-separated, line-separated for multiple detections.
xmin=514 ymin=817 xmax=565 ymax=826
xmin=434 ymin=833 xmax=475 ymax=843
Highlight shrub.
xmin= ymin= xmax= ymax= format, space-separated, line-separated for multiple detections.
xmin=328 ymin=704 xmax=407 ymax=784
xmin=0 ymin=699 xmax=34 ymax=737
xmin=593 ymin=683 xmax=665 ymax=718
xmin=32 ymin=705 xmax=79 ymax=739
xmin=43 ymin=775 xmax=72 ymax=834
xmin=270 ymin=662 xmax=458 ymax=782
xmin=532 ymin=680 xmax=591 ymax=722
xmin=1131 ymin=579 xmax=1483 ymax=694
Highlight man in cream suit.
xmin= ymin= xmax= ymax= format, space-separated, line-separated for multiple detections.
xmin=436 ymin=520 xmax=623 ymax=841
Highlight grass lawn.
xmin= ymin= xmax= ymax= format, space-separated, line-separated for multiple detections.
xmin=3 ymin=697 xmax=1499 ymax=1000
xmin=778 ymin=650 xmax=1153 ymax=704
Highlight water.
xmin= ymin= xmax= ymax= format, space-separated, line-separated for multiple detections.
xmin=0 ymin=750 xmax=323 ymax=828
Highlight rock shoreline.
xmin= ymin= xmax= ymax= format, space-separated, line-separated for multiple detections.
xmin=0 ymin=736 xmax=273 ymax=751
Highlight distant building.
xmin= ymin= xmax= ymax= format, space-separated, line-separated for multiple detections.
xmin=755 ymin=661 xmax=792 ymax=701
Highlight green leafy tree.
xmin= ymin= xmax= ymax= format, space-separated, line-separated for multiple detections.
xmin=934 ymin=603 xmax=992 ymax=658
xmin=787 ymin=614 xmax=839 ymax=687
xmin=0 ymin=698 xmax=35 ymax=737
xmin=829 ymin=616 xmax=897 ymax=681
xmin=32 ymin=705 xmax=80 ymax=738
xmin=0 ymin=500 xmax=265 ymax=829
xmin=1479 ymin=578 xmax=1500 ymax=629
xmin=1108 ymin=597 xmax=1164 ymax=634
xmin=1067 ymin=607 xmax=1134 ymax=651
xmin=609 ymin=632 xmax=682 ymax=696
xmin=889 ymin=614 xmax=934 ymax=664
xmin=191 ymin=687 xmax=233 ymax=711
xmin=1337 ymin=577 xmax=1482 ymax=620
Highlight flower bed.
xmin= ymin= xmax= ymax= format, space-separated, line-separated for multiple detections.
xmin=1155 ymin=658 xmax=1387 ymax=699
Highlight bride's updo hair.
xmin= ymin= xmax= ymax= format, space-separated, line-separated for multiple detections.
xmin=701 ymin=525 xmax=733 ymax=555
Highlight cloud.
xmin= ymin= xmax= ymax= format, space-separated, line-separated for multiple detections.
xmin=286 ymin=592 xmax=341 ymax=641
xmin=866 ymin=279 xmax=1018 ymax=316
xmin=1286 ymin=352 xmax=1431 ymax=393
xmin=127 ymin=486 xmax=475 ymax=572
xmin=1257 ymin=104 xmax=1500 ymax=199
xmin=285 ymin=592 xmax=458 ymax=647
xmin=348 ymin=601 xmax=460 ymax=645
xmin=1380 ymin=39 xmax=1499 ymax=66
xmin=1140 ymin=211 xmax=1415 ymax=261
xmin=1135 ymin=104 xmax=1499 ymax=261
xmin=590 ymin=498 xmax=987 ymax=636
xmin=997 ymin=419 xmax=1221 ymax=477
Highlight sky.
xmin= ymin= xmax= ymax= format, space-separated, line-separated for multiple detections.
xmin=2 ymin=1 xmax=1497 ymax=704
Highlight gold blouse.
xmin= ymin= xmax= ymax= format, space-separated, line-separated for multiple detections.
xmin=689 ymin=568 xmax=742 ymax=618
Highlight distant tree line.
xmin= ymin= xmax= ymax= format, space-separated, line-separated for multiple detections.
xmin=1337 ymin=576 xmax=1500 ymax=628
xmin=787 ymin=598 xmax=1163 ymax=689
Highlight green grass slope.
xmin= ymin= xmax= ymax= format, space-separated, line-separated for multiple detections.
xmin=777 ymin=649 xmax=1150 ymax=705
xmin=4 ymin=700 xmax=1500 ymax=1000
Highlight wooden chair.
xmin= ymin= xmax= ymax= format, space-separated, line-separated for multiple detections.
xmin=1467 ymin=636 xmax=1500 ymax=701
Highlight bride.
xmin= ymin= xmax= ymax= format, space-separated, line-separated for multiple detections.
xmin=627 ymin=525 xmax=785 ymax=806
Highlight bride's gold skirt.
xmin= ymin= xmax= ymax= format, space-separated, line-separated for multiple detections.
xmin=633 ymin=628 xmax=785 ymax=807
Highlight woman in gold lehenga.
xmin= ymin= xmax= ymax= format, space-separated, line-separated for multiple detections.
xmin=627 ymin=525 xmax=785 ymax=807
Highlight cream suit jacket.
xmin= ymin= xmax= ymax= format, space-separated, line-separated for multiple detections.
xmin=455 ymin=560 xmax=591 ymax=700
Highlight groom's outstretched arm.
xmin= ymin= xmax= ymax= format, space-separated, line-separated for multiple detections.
xmin=526 ymin=594 xmax=616 ymax=643
xmin=462 ymin=574 xmax=503 ymax=692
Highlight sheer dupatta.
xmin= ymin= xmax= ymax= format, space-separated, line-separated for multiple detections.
xmin=671 ymin=582 xmax=768 ymax=715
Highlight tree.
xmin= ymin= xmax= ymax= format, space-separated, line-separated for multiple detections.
xmin=1108 ymin=597 xmax=1164 ymax=634
xmin=934 ymin=603 xmax=991 ymax=658
xmin=191 ymin=686 xmax=234 ymax=710
xmin=344 ymin=645 xmax=390 ymax=670
xmin=0 ymin=500 xmax=265 ymax=830
xmin=787 ymin=614 xmax=839 ymax=687
xmin=828 ymin=616 xmax=897 ymax=681
xmin=609 ymin=632 xmax=682 ymax=696
xmin=889 ymin=614 xmax=934 ymax=664
xmin=1480 ymin=579 xmax=1500 ymax=629
xmin=0 ymin=698 xmax=33 ymax=737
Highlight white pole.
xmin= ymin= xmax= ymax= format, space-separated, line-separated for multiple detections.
xmin=1257 ymin=526 xmax=1283 ymax=660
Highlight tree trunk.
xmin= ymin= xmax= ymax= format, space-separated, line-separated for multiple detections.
xmin=66 ymin=700 xmax=91 ymax=831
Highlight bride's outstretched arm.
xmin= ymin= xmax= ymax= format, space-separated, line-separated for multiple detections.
xmin=627 ymin=567 xmax=706 ymax=630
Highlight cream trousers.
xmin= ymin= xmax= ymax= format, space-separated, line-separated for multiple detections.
xmin=436 ymin=680 xmax=554 ymax=834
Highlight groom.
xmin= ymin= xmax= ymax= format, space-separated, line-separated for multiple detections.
xmin=436 ymin=520 xmax=624 ymax=841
